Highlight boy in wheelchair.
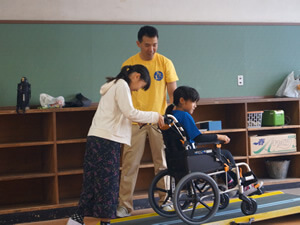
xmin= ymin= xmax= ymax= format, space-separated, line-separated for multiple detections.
xmin=148 ymin=86 xmax=264 ymax=224
xmin=165 ymin=86 xmax=263 ymax=196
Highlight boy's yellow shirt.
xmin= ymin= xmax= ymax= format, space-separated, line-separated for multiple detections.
xmin=122 ymin=53 xmax=178 ymax=115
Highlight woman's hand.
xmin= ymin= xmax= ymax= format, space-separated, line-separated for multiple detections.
xmin=217 ymin=134 xmax=230 ymax=144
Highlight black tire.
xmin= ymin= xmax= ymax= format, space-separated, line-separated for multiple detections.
xmin=241 ymin=198 xmax=257 ymax=215
xmin=174 ymin=172 xmax=220 ymax=225
xmin=148 ymin=170 xmax=177 ymax=218
xmin=219 ymin=193 xmax=230 ymax=210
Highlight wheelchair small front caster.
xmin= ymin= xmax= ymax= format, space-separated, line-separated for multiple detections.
xmin=241 ymin=198 xmax=257 ymax=215
xmin=219 ymin=193 xmax=230 ymax=210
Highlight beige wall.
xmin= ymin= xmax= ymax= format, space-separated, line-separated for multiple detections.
xmin=1 ymin=0 xmax=300 ymax=23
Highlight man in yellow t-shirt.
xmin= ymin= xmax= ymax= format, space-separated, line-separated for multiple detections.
xmin=117 ymin=26 xmax=179 ymax=217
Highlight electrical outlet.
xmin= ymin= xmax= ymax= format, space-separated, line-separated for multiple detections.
xmin=238 ymin=75 xmax=244 ymax=86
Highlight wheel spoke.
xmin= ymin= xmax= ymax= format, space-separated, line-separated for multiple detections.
xmin=174 ymin=172 xmax=220 ymax=224
xmin=190 ymin=201 xmax=197 ymax=218
xmin=178 ymin=194 xmax=193 ymax=202
xmin=196 ymin=180 xmax=209 ymax=192
xmin=198 ymin=199 xmax=212 ymax=211
xmin=154 ymin=187 xmax=168 ymax=193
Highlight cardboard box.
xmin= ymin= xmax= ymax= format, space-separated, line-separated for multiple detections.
xmin=197 ymin=121 xmax=222 ymax=131
xmin=249 ymin=133 xmax=296 ymax=156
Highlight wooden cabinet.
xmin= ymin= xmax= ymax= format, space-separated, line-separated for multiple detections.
xmin=0 ymin=97 xmax=300 ymax=215
xmin=196 ymin=97 xmax=300 ymax=185
xmin=0 ymin=107 xmax=95 ymax=214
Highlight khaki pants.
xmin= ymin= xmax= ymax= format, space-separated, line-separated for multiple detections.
xmin=118 ymin=124 xmax=167 ymax=212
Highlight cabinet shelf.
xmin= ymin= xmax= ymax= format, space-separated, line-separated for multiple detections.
xmin=58 ymin=199 xmax=79 ymax=207
xmin=0 ymin=97 xmax=299 ymax=215
xmin=233 ymin=156 xmax=248 ymax=160
xmin=196 ymin=97 xmax=300 ymax=185
xmin=56 ymin=138 xmax=87 ymax=144
xmin=203 ymin=128 xmax=247 ymax=134
xmin=0 ymin=203 xmax=60 ymax=215
xmin=58 ymin=174 xmax=82 ymax=203
xmin=132 ymin=190 xmax=149 ymax=200
xmin=249 ymin=152 xmax=300 ymax=159
xmin=0 ymin=107 xmax=90 ymax=214
xmin=0 ymin=141 xmax=54 ymax=148
xmin=248 ymin=125 xmax=300 ymax=131
xmin=261 ymin=178 xmax=300 ymax=186
xmin=0 ymin=177 xmax=57 ymax=211
xmin=58 ymin=169 xmax=83 ymax=176
xmin=0 ymin=112 xmax=54 ymax=144
xmin=0 ymin=173 xmax=56 ymax=181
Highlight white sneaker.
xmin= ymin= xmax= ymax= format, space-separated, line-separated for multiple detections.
xmin=244 ymin=181 xmax=264 ymax=196
xmin=66 ymin=218 xmax=85 ymax=225
xmin=162 ymin=204 xmax=174 ymax=211
xmin=116 ymin=206 xmax=131 ymax=218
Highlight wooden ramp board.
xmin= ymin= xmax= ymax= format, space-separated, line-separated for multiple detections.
xmin=107 ymin=191 xmax=300 ymax=225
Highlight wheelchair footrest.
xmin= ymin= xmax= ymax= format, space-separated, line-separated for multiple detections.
xmin=248 ymin=187 xmax=264 ymax=196
xmin=241 ymin=171 xmax=258 ymax=186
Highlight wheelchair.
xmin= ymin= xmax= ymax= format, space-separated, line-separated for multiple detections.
xmin=148 ymin=114 xmax=263 ymax=225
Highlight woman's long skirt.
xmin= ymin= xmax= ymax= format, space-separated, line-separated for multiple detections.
xmin=77 ymin=136 xmax=121 ymax=218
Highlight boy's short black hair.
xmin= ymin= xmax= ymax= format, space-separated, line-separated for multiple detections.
xmin=165 ymin=86 xmax=200 ymax=115
xmin=173 ymin=86 xmax=200 ymax=106
xmin=138 ymin=26 xmax=159 ymax=42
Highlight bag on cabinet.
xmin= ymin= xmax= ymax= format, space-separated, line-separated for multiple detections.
xmin=275 ymin=71 xmax=300 ymax=98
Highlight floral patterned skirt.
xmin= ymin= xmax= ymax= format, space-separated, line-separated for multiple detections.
xmin=77 ymin=136 xmax=121 ymax=218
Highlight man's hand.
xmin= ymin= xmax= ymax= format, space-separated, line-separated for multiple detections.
xmin=157 ymin=115 xmax=165 ymax=128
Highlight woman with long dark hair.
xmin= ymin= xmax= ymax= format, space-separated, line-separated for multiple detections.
xmin=67 ymin=65 xmax=164 ymax=225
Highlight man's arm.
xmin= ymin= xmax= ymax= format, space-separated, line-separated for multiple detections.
xmin=167 ymin=81 xmax=177 ymax=104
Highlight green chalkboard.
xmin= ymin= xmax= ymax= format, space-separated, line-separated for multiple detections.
xmin=1 ymin=23 xmax=300 ymax=107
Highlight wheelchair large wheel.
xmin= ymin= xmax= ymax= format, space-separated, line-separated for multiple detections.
xmin=148 ymin=169 xmax=177 ymax=218
xmin=174 ymin=172 xmax=220 ymax=225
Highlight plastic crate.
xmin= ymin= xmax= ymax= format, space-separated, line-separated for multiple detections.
xmin=247 ymin=111 xmax=263 ymax=128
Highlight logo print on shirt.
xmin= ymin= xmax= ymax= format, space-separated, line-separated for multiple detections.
xmin=154 ymin=71 xmax=163 ymax=81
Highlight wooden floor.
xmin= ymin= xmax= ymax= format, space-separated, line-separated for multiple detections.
xmin=255 ymin=214 xmax=300 ymax=225
xmin=16 ymin=210 xmax=300 ymax=225
xmin=16 ymin=212 xmax=300 ymax=225
xmin=17 ymin=188 xmax=300 ymax=225
xmin=17 ymin=208 xmax=154 ymax=225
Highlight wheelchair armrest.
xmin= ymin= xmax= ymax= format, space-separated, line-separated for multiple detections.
xmin=196 ymin=140 xmax=224 ymax=147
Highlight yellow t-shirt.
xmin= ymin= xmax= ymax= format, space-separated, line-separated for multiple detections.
xmin=122 ymin=53 xmax=179 ymax=115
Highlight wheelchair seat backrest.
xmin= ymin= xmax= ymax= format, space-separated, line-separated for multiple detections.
xmin=161 ymin=114 xmax=192 ymax=152
xmin=161 ymin=114 xmax=194 ymax=177
xmin=161 ymin=114 xmax=224 ymax=178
